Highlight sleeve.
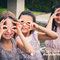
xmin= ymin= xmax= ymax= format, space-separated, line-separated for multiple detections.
xmin=15 ymin=35 xmax=21 ymax=41
xmin=33 ymin=31 xmax=38 ymax=38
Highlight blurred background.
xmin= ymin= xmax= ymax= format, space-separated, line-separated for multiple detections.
xmin=0 ymin=0 xmax=60 ymax=13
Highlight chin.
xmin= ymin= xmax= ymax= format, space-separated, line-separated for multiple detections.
xmin=22 ymin=32 xmax=27 ymax=34
xmin=3 ymin=35 xmax=12 ymax=40
xmin=4 ymin=37 xmax=11 ymax=40
xmin=57 ymin=22 xmax=60 ymax=25
xmin=58 ymin=22 xmax=60 ymax=24
xmin=22 ymin=30 xmax=28 ymax=33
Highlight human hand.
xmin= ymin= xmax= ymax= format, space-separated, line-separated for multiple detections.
xmin=11 ymin=21 xmax=22 ymax=35
xmin=30 ymin=22 xmax=39 ymax=30
xmin=0 ymin=20 xmax=7 ymax=38
xmin=55 ymin=8 xmax=60 ymax=13
xmin=51 ymin=8 xmax=60 ymax=19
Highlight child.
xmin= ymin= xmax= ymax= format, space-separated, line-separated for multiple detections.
xmin=15 ymin=11 xmax=58 ymax=60
xmin=0 ymin=11 xmax=34 ymax=60
xmin=45 ymin=4 xmax=60 ymax=49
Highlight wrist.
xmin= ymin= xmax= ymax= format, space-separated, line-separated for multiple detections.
xmin=17 ymin=30 xmax=22 ymax=35
xmin=36 ymin=25 xmax=40 ymax=29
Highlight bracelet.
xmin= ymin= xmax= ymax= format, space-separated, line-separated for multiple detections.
xmin=30 ymin=53 xmax=34 ymax=56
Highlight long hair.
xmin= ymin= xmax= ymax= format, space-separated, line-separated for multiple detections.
xmin=51 ymin=4 xmax=60 ymax=32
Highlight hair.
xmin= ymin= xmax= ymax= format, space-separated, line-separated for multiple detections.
xmin=18 ymin=11 xmax=36 ymax=22
xmin=50 ymin=4 xmax=60 ymax=32
xmin=0 ymin=11 xmax=17 ymax=22
xmin=0 ymin=11 xmax=18 ymax=39
xmin=18 ymin=11 xmax=36 ymax=34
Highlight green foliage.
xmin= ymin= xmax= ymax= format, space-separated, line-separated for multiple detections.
xmin=0 ymin=8 xmax=7 ymax=12
xmin=25 ymin=0 xmax=60 ymax=12
xmin=40 ymin=40 xmax=45 ymax=43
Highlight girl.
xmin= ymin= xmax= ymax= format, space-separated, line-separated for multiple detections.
xmin=15 ymin=11 xmax=58 ymax=60
xmin=45 ymin=4 xmax=60 ymax=49
xmin=0 ymin=11 xmax=34 ymax=60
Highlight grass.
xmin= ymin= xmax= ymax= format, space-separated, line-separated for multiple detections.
xmin=0 ymin=8 xmax=7 ymax=12
xmin=40 ymin=40 xmax=45 ymax=43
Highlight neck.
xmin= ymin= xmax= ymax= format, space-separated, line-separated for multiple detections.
xmin=0 ymin=38 xmax=11 ymax=44
xmin=22 ymin=32 xmax=31 ymax=37
xmin=56 ymin=23 xmax=60 ymax=27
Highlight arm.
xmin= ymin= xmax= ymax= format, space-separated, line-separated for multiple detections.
xmin=46 ymin=15 xmax=53 ymax=30
xmin=15 ymin=30 xmax=34 ymax=55
xmin=38 ymin=32 xmax=54 ymax=40
xmin=38 ymin=15 xmax=54 ymax=40
xmin=37 ymin=25 xmax=58 ymax=40
xmin=39 ymin=12 xmax=58 ymax=40
xmin=46 ymin=12 xmax=57 ymax=30
xmin=46 ymin=10 xmax=60 ymax=29
xmin=31 ymin=22 xmax=58 ymax=40
xmin=12 ymin=22 xmax=34 ymax=55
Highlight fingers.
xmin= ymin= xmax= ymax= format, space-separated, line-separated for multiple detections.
xmin=0 ymin=27 xmax=7 ymax=36
xmin=18 ymin=19 xmax=22 ymax=23
xmin=54 ymin=8 xmax=60 ymax=19
xmin=16 ymin=25 xmax=22 ymax=31
xmin=11 ymin=20 xmax=19 ymax=24
xmin=28 ymin=22 xmax=32 ymax=30
xmin=29 ymin=22 xmax=36 ymax=30
xmin=12 ymin=20 xmax=18 ymax=25
xmin=12 ymin=20 xmax=21 ymax=27
xmin=11 ymin=20 xmax=20 ymax=25
xmin=2 ymin=25 xmax=7 ymax=30
xmin=0 ymin=19 xmax=6 ymax=30
xmin=12 ymin=26 xmax=18 ymax=33
xmin=52 ymin=12 xmax=59 ymax=19
xmin=11 ymin=25 xmax=22 ymax=34
xmin=0 ymin=24 xmax=7 ymax=30
xmin=55 ymin=8 xmax=60 ymax=13
xmin=0 ymin=19 xmax=6 ymax=25
xmin=3 ymin=29 xmax=8 ymax=32
xmin=52 ymin=13 xmax=57 ymax=19
xmin=12 ymin=26 xmax=17 ymax=29
xmin=11 ymin=28 xmax=17 ymax=33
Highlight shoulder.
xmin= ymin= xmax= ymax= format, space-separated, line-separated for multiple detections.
xmin=11 ymin=38 xmax=17 ymax=46
xmin=32 ymin=31 xmax=38 ymax=40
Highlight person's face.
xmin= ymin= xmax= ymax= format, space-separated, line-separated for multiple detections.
xmin=19 ymin=15 xmax=33 ymax=34
xmin=2 ymin=18 xmax=15 ymax=40
xmin=54 ymin=8 xmax=60 ymax=24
